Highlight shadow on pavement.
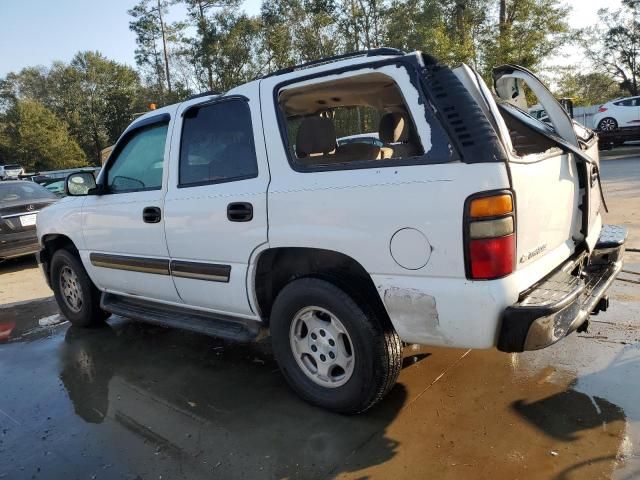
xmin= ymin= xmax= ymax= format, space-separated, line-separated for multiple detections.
xmin=0 ymin=254 xmax=38 ymax=274
xmin=512 ymin=390 xmax=625 ymax=442
xmin=512 ymin=343 xmax=639 ymax=478
xmin=58 ymin=321 xmax=407 ymax=479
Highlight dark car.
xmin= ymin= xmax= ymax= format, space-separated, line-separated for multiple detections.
xmin=0 ymin=181 xmax=57 ymax=260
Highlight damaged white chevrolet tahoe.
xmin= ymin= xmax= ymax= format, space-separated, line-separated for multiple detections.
xmin=37 ymin=49 xmax=626 ymax=413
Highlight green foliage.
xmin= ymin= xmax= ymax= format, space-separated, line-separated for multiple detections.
xmin=480 ymin=0 xmax=570 ymax=77
xmin=0 ymin=0 xmax=588 ymax=172
xmin=0 ymin=100 xmax=87 ymax=172
xmin=1 ymin=52 xmax=145 ymax=164
xmin=582 ymin=0 xmax=640 ymax=96
xmin=553 ymin=67 xmax=621 ymax=106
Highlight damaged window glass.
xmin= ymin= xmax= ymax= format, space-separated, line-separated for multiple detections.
xmin=278 ymin=70 xmax=452 ymax=169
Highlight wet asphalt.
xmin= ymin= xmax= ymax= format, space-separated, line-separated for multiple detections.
xmin=0 ymin=155 xmax=639 ymax=480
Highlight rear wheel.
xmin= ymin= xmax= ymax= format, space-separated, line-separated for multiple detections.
xmin=270 ymin=278 xmax=402 ymax=414
xmin=51 ymin=249 xmax=109 ymax=327
xmin=598 ymin=117 xmax=618 ymax=131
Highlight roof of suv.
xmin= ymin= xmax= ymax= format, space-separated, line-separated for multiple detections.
xmin=133 ymin=48 xmax=415 ymax=126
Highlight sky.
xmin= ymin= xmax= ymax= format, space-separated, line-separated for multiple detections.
xmin=0 ymin=0 xmax=604 ymax=77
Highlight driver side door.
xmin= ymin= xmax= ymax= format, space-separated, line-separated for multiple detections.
xmin=80 ymin=112 xmax=181 ymax=303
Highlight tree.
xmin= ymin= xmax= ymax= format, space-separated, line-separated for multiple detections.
xmin=385 ymin=0 xmax=488 ymax=67
xmin=582 ymin=0 xmax=640 ymax=96
xmin=129 ymin=0 xmax=178 ymax=99
xmin=181 ymin=0 xmax=240 ymax=91
xmin=480 ymin=0 xmax=570 ymax=76
xmin=553 ymin=67 xmax=621 ymax=106
xmin=0 ymin=100 xmax=86 ymax=172
xmin=1 ymin=52 xmax=145 ymax=164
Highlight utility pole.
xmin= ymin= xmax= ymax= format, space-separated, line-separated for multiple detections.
xmin=157 ymin=0 xmax=172 ymax=94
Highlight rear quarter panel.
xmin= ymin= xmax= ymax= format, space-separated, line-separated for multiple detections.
xmin=259 ymin=69 xmax=514 ymax=347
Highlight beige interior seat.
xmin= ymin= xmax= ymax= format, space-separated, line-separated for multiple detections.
xmin=296 ymin=116 xmax=381 ymax=165
xmin=379 ymin=112 xmax=420 ymax=158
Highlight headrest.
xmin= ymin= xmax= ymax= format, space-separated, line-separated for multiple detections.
xmin=379 ymin=112 xmax=410 ymax=143
xmin=296 ymin=116 xmax=336 ymax=157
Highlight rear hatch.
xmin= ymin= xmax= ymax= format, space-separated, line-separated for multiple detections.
xmin=453 ymin=64 xmax=603 ymax=289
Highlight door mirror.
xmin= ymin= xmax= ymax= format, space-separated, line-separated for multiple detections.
xmin=66 ymin=172 xmax=97 ymax=196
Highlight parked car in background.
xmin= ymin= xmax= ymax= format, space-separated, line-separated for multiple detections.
xmin=337 ymin=133 xmax=384 ymax=148
xmin=37 ymin=49 xmax=625 ymax=413
xmin=0 ymin=165 xmax=24 ymax=180
xmin=32 ymin=167 xmax=101 ymax=197
xmin=0 ymin=181 xmax=57 ymax=260
xmin=593 ymin=96 xmax=640 ymax=131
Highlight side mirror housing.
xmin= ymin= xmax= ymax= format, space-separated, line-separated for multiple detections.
xmin=66 ymin=172 xmax=98 ymax=196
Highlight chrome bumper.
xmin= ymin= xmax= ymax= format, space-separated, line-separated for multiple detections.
xmin=498 ymin=224 xmax=627 ymax=352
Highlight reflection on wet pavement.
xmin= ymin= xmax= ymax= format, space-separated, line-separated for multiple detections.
xmin=0 ymin=262 xmax=638 ymax=479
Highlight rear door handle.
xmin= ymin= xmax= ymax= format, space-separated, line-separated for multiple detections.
xmin=143 ymin=206 xmax=162 ymax=223
xmin=227 ymin=202 xmax=253 ymax=222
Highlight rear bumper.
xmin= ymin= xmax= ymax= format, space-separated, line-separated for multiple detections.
xmin=0 ymin=230 xmax=39 ymax=259
xmin=497 ymin=224 xmax=626 ymax=352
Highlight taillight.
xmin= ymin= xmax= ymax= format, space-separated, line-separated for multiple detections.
xmin=598 ymin=105 xmax=608 ymax=113
xmin=464 ymin=192 xmax=515 ymax=280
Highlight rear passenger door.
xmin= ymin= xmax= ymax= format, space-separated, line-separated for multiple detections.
xmin=163 ymin=93 xmax=269 ymax=317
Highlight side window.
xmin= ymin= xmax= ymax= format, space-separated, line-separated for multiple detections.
xmin=277 ymin=70 xmax=453 ymax=170
xmin=615 ymin=99 xmax=635 ymax=107
xmin=179 ymin=99 xmax=258 ymax=187
xmin=107 ymin=122 xmax=168 ymax=193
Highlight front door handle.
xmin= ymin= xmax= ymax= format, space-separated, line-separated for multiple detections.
xmin=227 ymin=202 xmax=253 ymax=222
xmin=143 ymin=206 xmax=162 ymax=223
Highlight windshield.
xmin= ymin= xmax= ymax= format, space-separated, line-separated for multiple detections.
xmin=0 ymin=182 xmax=56 ymax=203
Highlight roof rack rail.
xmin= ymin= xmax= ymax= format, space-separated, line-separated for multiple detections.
xmin=186 ymin=90 xmax=223 ymax=101
xmin=262 ymin=48 xmax=406 ymax=79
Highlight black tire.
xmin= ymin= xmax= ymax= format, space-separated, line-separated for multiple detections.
xmin=51 ymin=249 xmax=109 ymax=327
xmin=270 ymin=278 xmax=402 ymax=414
xmin=598 ymin=117 xmax=618 ymax=132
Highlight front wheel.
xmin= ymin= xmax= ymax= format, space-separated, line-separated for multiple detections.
xmin=270 ymin=278 xmax=402 ymax=414
xmin=598 ymin=117 xmax=618 ymax=131
xmin=51 ymin=249 xmax=109 ymax=327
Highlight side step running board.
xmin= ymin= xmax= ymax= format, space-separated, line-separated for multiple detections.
xmin=101 ymin=293 xmax=263 ymax=342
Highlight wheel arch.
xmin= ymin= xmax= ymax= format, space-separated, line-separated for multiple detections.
xmin=253 ymin=247 xmax=391 ymax=327
xmin=39 ymin=234 xmax=79 ymax=285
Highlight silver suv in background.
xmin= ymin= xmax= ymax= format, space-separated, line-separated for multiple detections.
xmin=0 ymin=165 xmax=24 ymax=180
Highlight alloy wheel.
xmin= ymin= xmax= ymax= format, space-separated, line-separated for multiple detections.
xmin=289 ymin=306 xmax=355 ymax=388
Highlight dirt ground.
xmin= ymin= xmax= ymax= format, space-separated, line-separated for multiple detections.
xmin=0 ymin=155 xmax=638 ymax=480
xmin=0 ymin=255 xmax=51 ymax=306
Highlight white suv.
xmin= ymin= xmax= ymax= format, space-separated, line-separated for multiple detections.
xmin=37 ymin=50 xmax=626 ymax=413
xmin=0 ymin=164 xmax=24 ymax=180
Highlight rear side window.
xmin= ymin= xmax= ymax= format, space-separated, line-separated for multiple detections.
xmin=614 ymin=98 xmax=639 ymax=107
xmin=107 ymin=122 xmax=168 ymax=193
xmin=179 ymin=99 xmax=258 ymax=187
xmin=277 ymin=69 xmax=453 ymax=171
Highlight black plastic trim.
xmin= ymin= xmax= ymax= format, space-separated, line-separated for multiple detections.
xmin=89 ymin=253 xmax=170 ymax=275
xmin=101 ymin=293 xmax=261 ymax=342
xmin=261 ymin=48 xmax=405 ymax=79
xmin=170 ymin=260 xmax=231 ymax=282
